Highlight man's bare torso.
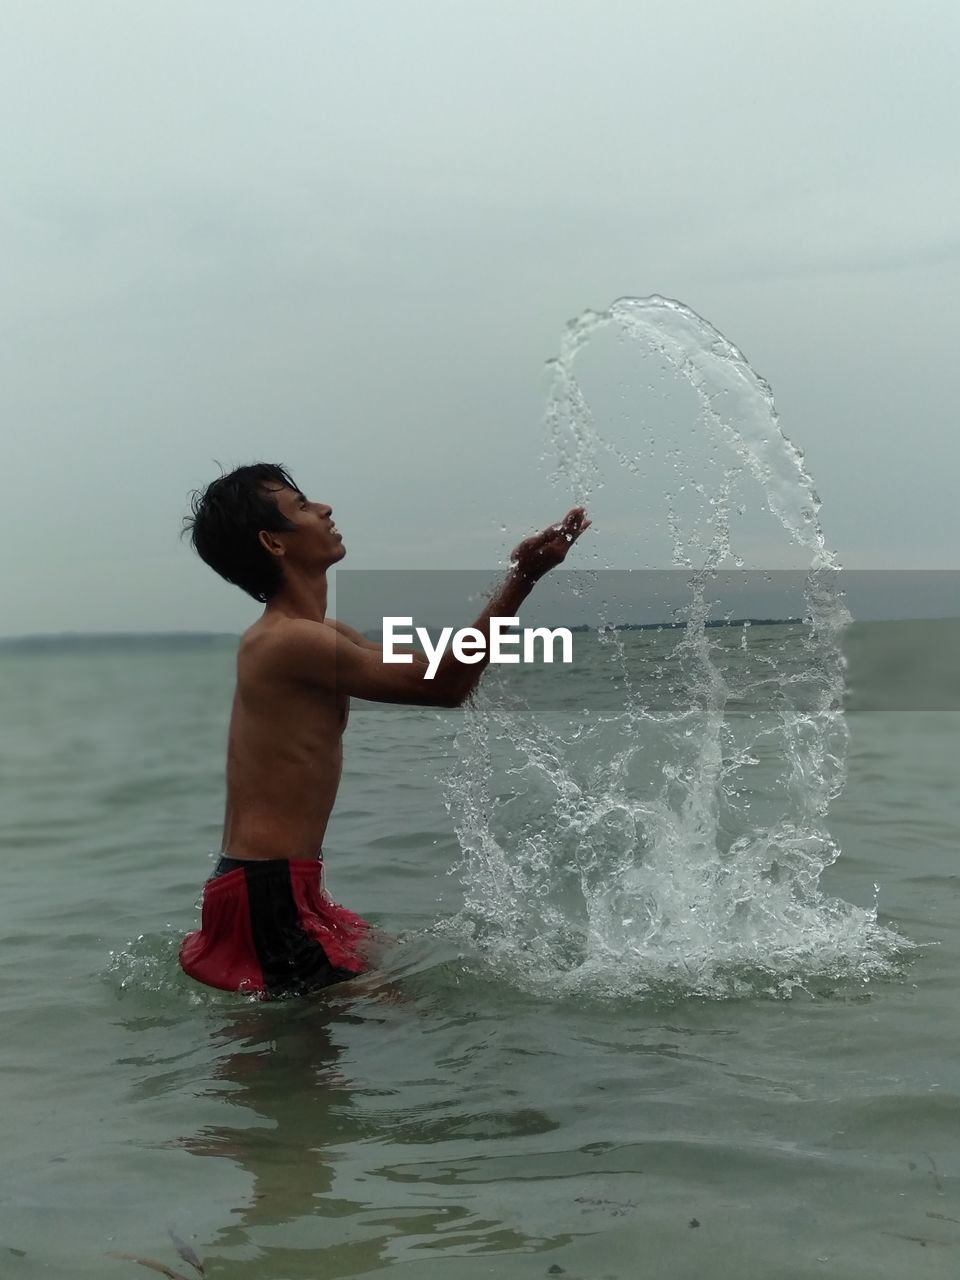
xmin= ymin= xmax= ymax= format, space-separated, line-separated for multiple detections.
xmin=219 ymin=617 xmax=349 ymax=861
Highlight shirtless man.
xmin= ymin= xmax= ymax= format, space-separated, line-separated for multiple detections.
xmin=179 ymin=462 xmax=590 ymax=998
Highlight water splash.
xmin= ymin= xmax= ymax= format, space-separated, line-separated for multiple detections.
xmin=104 ymin=929 xmax=253 ymax=1005
xmin=441 ymin=296 xmax=906 ymax=1000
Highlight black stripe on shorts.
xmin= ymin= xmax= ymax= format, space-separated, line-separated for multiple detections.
xmin=218 ymin=857 xmax=354 ymax=997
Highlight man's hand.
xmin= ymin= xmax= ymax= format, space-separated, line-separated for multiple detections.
xmin=510 ymin=507 xmax=591 ymax=582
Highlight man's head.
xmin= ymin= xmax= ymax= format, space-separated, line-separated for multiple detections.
xmin=183 ymin=462 xmax=345 ymax=602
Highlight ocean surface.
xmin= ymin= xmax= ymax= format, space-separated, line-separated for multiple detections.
xmin=0 ymin=620 xmax=958 ymax=1280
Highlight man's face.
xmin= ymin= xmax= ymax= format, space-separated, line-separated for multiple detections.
xmin=270 ymin=484 xmax=346 ymax=567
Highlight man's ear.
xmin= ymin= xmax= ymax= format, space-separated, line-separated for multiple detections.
xmin=258 ymin=529 xmax=286 ymax=558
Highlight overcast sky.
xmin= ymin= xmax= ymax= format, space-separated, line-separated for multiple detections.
xmin=2 ymin=0 xmax=957 ymax=637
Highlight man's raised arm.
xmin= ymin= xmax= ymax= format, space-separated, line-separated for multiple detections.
xmin=273 ymin=507 xmax=590 ymax=708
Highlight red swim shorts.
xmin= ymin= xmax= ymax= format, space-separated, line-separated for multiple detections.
xmin=180 ymin=855 xmax=371 ymax=997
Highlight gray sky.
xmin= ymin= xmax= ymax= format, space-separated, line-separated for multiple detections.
xmin=2 ymin=0 xmax=957 ymax=636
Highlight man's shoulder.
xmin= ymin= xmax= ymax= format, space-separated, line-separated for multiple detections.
xmin=325 ymin=617 xmax=372 ymax=646
xmin=238 ymin=616 xmax=337 ymax=670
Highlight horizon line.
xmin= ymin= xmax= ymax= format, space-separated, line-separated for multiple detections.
xmin=2 ymin=615 xmax=960 ymax=646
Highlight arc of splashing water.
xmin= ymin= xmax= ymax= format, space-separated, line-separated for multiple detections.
xmin=546 ymin=296 xmax=853 ymax=832
xmin=442 ymin=295 xmax=903 ymax=998
xmin=546 ymin=294 xmax=846 ymax=586
xmin=546 ymin=295 xmax=854 ymax=824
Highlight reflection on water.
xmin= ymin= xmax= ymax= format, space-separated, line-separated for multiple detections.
xmin=104 ymin=920 xmax=960 ymax=1279
xmin=164 ymin=989 xmax=575 ymax=1277
xmin=182 ymin=1006 xmax=350 ymax=1232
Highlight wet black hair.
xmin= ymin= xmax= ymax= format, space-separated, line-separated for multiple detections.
xmin=182 ymin=462 xmax=301 ymax=602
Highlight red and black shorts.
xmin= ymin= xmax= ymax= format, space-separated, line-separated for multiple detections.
xmin=179 ymin=855 xmax=371 ymax=998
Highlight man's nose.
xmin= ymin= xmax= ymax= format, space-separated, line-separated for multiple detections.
xmin=320 ymin=504 xmax=332 ymax=518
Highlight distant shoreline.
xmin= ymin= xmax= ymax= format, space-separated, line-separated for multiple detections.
xmin=2 ymin=615 xmax=958 ymax=651
xmin=0 ymin=631 xmax=241 ymax=651
xmin=0 ymin=619 xmax=818 ymax=650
